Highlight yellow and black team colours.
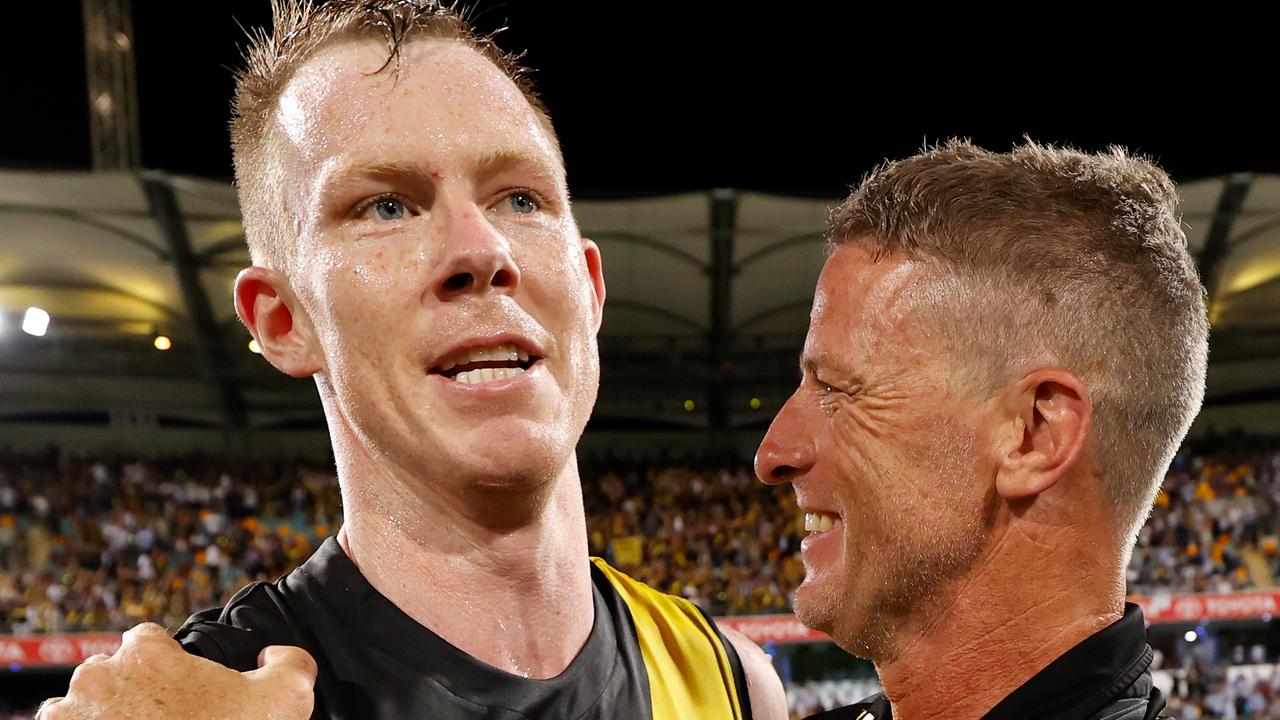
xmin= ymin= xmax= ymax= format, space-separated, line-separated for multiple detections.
xmin=593 ymin=557 xmax=749 ymax=720
xmin=175 ymin=537 xmax=751 ymax=719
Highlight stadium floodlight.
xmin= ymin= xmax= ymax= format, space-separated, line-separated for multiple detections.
xmin=22 ymin=307 xmax=50 ymax=337
xmin=1184 ymin=630 xmax=1197 ymax=642
xmin=154 ymin=335 xmax=172 ymax=351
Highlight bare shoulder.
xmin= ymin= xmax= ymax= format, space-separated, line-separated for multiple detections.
xmin=721 ymin=626 xmax=788 ymax=720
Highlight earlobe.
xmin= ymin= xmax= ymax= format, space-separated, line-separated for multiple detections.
xmin=581 ymin=238 xmax=606 ymax=331
xmin=993 ymin=370 xmax=1091 ymax=501
xmin=234 ymin=267 xmax=322 ymax=378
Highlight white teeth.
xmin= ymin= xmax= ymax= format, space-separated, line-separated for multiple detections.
xmin=803 ymin=512 xmax=840 ymax=533
xmin=438 ymin=343 xmax=535 ymax=375
xmin=451 ymin=366 xmax=526 ymax=385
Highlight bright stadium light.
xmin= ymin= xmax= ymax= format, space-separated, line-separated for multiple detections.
xmin=153 ymin=335 xmax=172 ymax=351
xmin=22 ymin=307 xmax=50 ymax=337
xmin=1184 ymin=630 xmax=1197 ymax=642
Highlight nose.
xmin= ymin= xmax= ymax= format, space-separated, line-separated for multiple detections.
xmin=754 ymin=393 xmax=816 ymax=486
xmin=429 ymin=207 xmax=521 ymax=302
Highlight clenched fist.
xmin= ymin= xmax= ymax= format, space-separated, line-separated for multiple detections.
xmin=37 ymin=623 xmax=316 ymax=720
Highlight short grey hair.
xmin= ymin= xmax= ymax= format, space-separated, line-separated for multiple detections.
xmin=827 ymin=139 xmax=1209 ymax=543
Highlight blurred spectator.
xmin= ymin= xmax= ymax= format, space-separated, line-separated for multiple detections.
xmin=1129 ymin=441 xmax=1280 ymax=596
xmin=0 ymin=453 xmax=339 ymax=634
xmin=583 ymin=465 xmax=801 ymax=616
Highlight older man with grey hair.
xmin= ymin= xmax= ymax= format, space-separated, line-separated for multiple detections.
xmin=758 ymin=140 xmax=1207 ymax=720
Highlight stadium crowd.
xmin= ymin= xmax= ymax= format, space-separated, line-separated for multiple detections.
xmin=0 ymin=452 xmax=805 ymax=635
xmin=2 ymin=434 xmax=1280 ymax=718
xmin=0 ymin=452 xmax=343 ymax=634
xmin=1128 ymin=438 xmax=1280 ymax=597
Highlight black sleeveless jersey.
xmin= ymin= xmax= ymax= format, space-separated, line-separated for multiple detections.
xmin=175 ymin=537 xmax=752 ymax=720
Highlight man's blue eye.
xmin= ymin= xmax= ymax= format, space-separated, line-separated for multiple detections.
xmin=375 ymin=198 xmax=406 ymax=220
xmin=509 ymin=193 xmax=537 ymax=214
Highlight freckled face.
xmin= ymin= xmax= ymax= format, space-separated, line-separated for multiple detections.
xmin=755 ymin=246 xmax=993 ymax=657
xmin=271 ymin=39 xmax=603 ymax=492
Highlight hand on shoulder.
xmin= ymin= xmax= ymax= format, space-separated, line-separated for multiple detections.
xmin=37 ymin=622 xmax=317 ymax=720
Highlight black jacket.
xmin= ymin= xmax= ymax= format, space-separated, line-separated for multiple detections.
xmin=809 ymin=604 xmax=1165 ymax=720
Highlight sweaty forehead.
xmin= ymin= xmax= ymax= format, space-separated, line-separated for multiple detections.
xmin=270 ymin=36 xmax=560 ymax=176
xmin=813 ymin=247 xmax=922 ymax=333
xmin=803 ymin=246 xmax=933 ymax=373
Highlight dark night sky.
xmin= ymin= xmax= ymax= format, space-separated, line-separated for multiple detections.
xmin=3 ymin=4 xmax=1276 ymax=197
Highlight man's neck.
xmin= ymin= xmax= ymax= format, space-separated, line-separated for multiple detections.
xmin=874 ymin=537 xmax=1126 ymax=720
xmin=334 ymin=449 xmax=594 ymax=680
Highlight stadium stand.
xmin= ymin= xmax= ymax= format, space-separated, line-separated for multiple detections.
xmin=5 ymin=437 xmax=1280 ymax=717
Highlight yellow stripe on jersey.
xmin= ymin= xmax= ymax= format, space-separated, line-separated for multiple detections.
xmin=591 ymin=557 xmax=747 ymax=720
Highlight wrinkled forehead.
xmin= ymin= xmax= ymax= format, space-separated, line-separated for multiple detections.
xmin=268 ymin=36 xmax=562 ymax=183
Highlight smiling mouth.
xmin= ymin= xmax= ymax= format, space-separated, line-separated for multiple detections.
xmin=430 ymin=342 xmax=541 ymax=385
xmin=803 ymin=511 xmax=843 ymax=534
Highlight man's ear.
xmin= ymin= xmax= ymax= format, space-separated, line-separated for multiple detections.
xmin=581 ymin=238 xmax=606 ymax=332
xmin=234 ymin=267 xmax=323 ymax=378
xmin=991 ymin=368 xmax=1092 ymax=500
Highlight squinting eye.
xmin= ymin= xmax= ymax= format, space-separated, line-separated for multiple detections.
xmin=508 ymin=193 xmax=538 ymax=214
xmin=374 ymin=198 xmax=406 ymax=221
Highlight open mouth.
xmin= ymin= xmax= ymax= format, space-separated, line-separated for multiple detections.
xmin=430 ymin=342 xmax=541 ymax=385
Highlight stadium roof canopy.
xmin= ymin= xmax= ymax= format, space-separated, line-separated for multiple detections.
xmin=1 ymin=170 xmax=1278 ymax=435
